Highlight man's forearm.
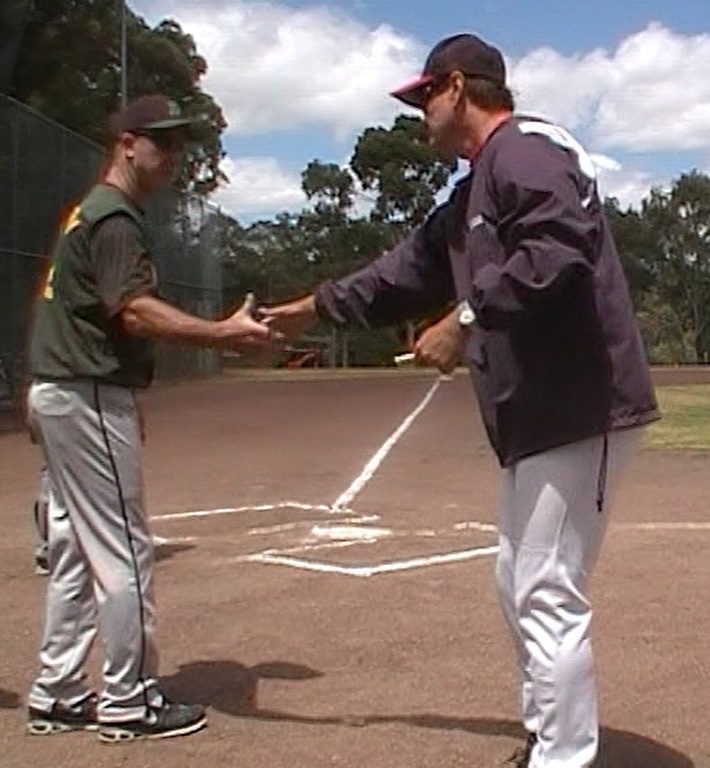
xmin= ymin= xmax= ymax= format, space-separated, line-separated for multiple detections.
xmin=122 ymin=295 xmax=227 ymax=346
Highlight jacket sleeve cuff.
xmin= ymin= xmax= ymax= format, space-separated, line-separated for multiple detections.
xmin=313 ymin=282 xmax=344 ymax=325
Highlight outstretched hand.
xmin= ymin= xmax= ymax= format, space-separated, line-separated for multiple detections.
xmin=220 ymin=292 xmax=284 ymax=349
xmin=258 ymin=295 xmax=319 ymax=340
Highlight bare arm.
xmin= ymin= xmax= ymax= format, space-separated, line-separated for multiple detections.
xmin=122 ymin=293 xmax=278 ymax=349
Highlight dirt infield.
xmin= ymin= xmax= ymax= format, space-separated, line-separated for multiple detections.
xmin=1 ymin=369 xmax=708 ymax=768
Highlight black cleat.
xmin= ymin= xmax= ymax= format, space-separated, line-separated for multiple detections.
xmin=98 ymin=701 xmax=207 ymax=743
xmin=27 ymin=695 xmax=98 ymax=735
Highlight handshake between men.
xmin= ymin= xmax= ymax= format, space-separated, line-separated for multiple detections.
xmin=259 ymin=294 xmax=470 ymax=375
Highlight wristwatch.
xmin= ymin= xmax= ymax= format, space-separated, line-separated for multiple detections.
xmin=456 ymin=300 xmax=475 ymax=328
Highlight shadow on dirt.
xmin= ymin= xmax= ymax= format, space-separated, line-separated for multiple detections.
xmin=160 ymin=663 xmax=695 ymax=767
xmin=154 ymin=541 xmax=195 ymax=563
xmin=376 ymin=717 xmax=695 ymax=768
xmin=0 ymin=688 xmax=20 ymax=709
xmin=160 ymin=659 xmax=323 ymax=717
xmin=224 ymin=704 xmax=696 ymax=768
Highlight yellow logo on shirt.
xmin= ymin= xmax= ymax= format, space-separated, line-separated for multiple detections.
xmin=42 ymin=265 xmax=55 ymax=300
xmin=62 ymin=205 xmax=82 ymax=234
xmin=41 ymin=204 xmax=82 ymax=300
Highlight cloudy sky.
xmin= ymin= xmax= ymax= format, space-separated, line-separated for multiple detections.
xmin=131 ymin=0 xmax=710 ymax=222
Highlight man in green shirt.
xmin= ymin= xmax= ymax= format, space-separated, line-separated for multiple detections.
xmin=26 ymin=94 xmax=277 ymax=742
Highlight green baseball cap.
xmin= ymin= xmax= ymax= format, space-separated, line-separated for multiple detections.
xmin=110 ymin=94 xmax=198 ymax=135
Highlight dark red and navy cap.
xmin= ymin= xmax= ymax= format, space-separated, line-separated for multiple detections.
xmin=390 ymin=33 xmax=506 ymax=109
xmin=109 ymin=94 xmax=197 ymax=135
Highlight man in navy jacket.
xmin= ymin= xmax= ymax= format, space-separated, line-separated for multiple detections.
xmin=263 ymin=33 xmax=658 ymax=768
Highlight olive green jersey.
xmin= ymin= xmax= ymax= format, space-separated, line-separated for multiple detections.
xmin=29 ymin=184 xmax=158 ymax=388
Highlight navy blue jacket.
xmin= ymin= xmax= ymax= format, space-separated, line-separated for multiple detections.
xmin=315 ymin=117 xmax=659 ymax=466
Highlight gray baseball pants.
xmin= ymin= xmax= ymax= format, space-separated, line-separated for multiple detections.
xmin=27 ymin=380 xmax=162 ymax=722
xmin=495 ymin=427 xmax=643 ymax=768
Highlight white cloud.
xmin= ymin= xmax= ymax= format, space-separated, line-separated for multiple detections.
xmin=512 ymin=23 xmax=710 ymax=153
xmin=211 ymin=152 xmax=667 ymax=220
xmin=132 ymin=2 xmax=710 ymax=217
xmin=590 ymin=153 xmax=667 ymax=208
xmin=594 ymin=25 xmax=710 ymax=152
xmin=210 ymin=156 xmax=307 ymax=219
xmin=510 ymin=46 xmax=613 ymax=131
xmin=140 ymin=5 xmax=710 ymax=157
xmin=138 ymin=0 xmax=420 ymax=139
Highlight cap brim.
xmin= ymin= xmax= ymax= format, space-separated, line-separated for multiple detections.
xmin=390 ymin=74 xmax=433 ymax=109
xmin=143 ymin=116 xmax=198 ymax=130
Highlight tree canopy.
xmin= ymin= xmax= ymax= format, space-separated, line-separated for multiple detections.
xmin=225 ymin=119 xmax=710 ymax=365
xmin=222 ymin=115 xmax=458 ymax=365
xmin=11 ymin=0 xmax=226 ymax=194
xmin=351 ymin=115 xmax=456 ymax=232
xmin=641 ymin=172 xmax=710 ymax=362
xmin=602 ymin=174 xmax=710 ymax=363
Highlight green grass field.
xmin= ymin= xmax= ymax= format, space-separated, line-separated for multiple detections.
xmin=647 ymin=385 xmax=710 ymax=451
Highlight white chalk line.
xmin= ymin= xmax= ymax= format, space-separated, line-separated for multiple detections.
xmin=148 ymin=378 xmax=472 ymax=576
xmin=454 ymin=521 xmax=499 ymax=533
xmin=258 ymin=538 xmax=381 ymax=556
xmin=331 ymin=378 xmax=443 ymax=511
xmin=152 ymin=535 xmax=196 ymax=546
xmin=150 ymin=513 xmax=710 ymax=578
xmin=613 ymin=522 xmax=710 ymax=531
xmin=149 ymin=371 xmax=710 ymax=576
xmin=153 ymin=508 xmax=710 ymax=535
xmin=219 ymin=519 xmax=710 ymax=577
xmin=149 ymin=512 xmax=710 ymax=578
xmin=247 ymin=516 xmax=381 ymax=537
xmin=152 ymin=377 xmax=444 ymax=529
xmin=235 ymin=546 xmax=502 ymax=578
xmin=241 ymin=521 xmax=497 ymax=555
xmin=151 ymin=501 xmax=343 ymax=522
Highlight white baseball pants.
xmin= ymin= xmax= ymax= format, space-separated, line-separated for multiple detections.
xmin=27 ymin=380 xmax=162 ymax=722
xmin=495 ymin=428 xmax=643 ymax=768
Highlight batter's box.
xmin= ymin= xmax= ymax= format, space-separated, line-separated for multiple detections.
xmin=233 ymin=521 xmax=500 ymax=578
xmin=152 ymin=379 xmax=491 ymax=576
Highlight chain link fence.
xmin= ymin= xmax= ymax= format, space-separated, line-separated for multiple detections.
xmin=0 ymin=94 xmax=225 ymax=423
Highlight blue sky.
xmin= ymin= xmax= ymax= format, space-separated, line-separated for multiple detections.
xmin=350 ymin=0 xmax=710 ymax=56
xmin=133 ymin=0 xmax=710 ymax=222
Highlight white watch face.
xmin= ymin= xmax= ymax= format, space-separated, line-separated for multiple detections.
xmin=458 ymin=304 xmax=475 ymax=326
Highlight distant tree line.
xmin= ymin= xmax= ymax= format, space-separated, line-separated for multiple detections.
xmin=221 ymin=116 xmax=457 ymax=365
xmin=605 ymin=171 xmax=710 ymax=364
xmin=225 ymin=122 xmax=710 ymax=366
xmin=6 ymin=1 xmax=710 ymax=365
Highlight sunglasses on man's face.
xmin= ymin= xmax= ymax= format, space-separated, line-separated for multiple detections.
xmin=420 ymin=71 xmax=493 ymax=107
xmin=420 ymin=74 xmax=451 ymax=107
xmin=133 ymin=130 xmax=186 ymax=152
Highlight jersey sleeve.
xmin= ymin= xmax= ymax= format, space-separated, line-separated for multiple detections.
xmin=91 ymin=214 xmax=158 ymax=317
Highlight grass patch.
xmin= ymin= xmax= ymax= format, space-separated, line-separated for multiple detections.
xmin=646 ymin=385 xmax=710 ymax=451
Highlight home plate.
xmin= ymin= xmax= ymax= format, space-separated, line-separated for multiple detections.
xmin=309 ymin=524 xmax=394 ymax=541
